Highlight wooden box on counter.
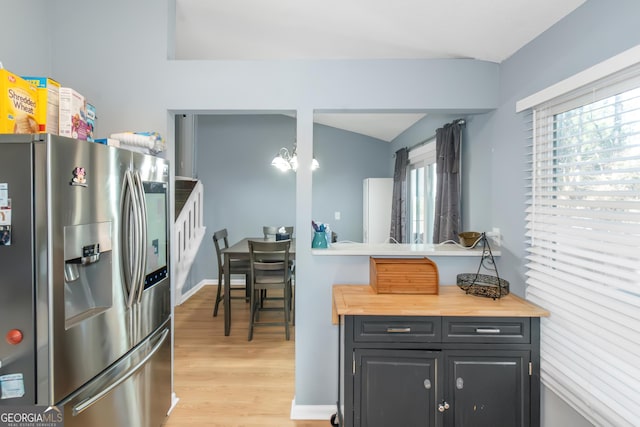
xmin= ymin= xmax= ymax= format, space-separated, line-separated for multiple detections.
xmin=369 ymin=257 xmax=439 ymax=294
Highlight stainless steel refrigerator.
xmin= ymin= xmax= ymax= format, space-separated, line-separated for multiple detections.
xmin=0 ymin=133 xmax=171 ymax=427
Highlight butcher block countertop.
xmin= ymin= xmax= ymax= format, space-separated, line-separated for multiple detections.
xmin=332 ymin=285 xmax=550 ymax=324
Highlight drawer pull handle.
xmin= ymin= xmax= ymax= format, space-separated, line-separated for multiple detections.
xmin=475 ymin=328 xmax=501 ymax=334
xmin=386 ymin=327 xmax=411 ymax=333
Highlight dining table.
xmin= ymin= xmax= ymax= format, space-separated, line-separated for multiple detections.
xmin=221 ymin=237 xmax=296 ymax=336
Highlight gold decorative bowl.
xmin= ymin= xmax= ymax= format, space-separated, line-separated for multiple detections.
xmin=458 ymin=231 xmax=481 ymax=247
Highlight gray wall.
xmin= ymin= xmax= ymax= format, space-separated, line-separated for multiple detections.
xmin=0 ymin=3 xmax=50 ymax=75
xmin=190 ymin=114 xmax=296 ymax=285
xmin=186 ymin=114 xmax=392 ymax=288
xmin=481 ymin=1 xmax=640 ymax=425
xmin=312 ymin=123 xmax=391 ymax=243
xmin=3 ymin=0 xmax=639 ymax=424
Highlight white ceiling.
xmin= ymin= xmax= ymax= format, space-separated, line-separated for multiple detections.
xmin=312 ymin=113 xmax=427 ymax=142
xmin=175 ymin=0 xmax=586 ymax=140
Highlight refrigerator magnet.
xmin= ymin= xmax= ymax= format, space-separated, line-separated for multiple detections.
xmin=0 ymin=203 xmax=10 ymax=225
xmin=0 ymin=373 xmax=25 ymax=399
xmin=70 ymin=167 xmax=88 ymax=187
xmin=0 ymin=183 xmax=7 ymax=207
xmin=0 ymin=225 xmax=11 ymax=246
xmin=0 ymin=203 xmax=10 ymax=246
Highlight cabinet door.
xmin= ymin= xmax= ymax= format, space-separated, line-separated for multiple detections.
xmin=354 ymin=349 xmax=442 ymax=427
xmin=445 ymin=351 xmax=530 ymax=427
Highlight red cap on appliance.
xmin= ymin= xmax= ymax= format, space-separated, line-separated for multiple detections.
xmin=6 ymin=329 xmax=23 ymax=345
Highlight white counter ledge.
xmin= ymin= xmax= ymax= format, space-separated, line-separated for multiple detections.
xmin=312 ymin=242 xmax=500 ymax=257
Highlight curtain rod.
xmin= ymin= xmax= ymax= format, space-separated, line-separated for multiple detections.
xmin=407 ymin=119 xmax=465 ymax=152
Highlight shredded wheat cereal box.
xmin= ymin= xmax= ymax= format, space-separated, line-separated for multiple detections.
xmin=21 ymin=76 xmax=60 ymax=134
xmin=0 ymin=69 xmax=39 ymax=134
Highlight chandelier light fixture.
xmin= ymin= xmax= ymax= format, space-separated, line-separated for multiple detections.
xmin=271 ymin=142 xmax=319 ymax=172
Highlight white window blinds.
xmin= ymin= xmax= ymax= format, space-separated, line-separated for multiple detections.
xmin=525 ymin=64 xmax=640 ymax=427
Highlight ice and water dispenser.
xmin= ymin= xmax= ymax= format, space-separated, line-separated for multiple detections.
xmin=63 ymin=222 xmax=113 ymax=329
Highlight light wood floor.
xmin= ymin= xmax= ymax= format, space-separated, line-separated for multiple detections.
xmin=164 ymin=285 xmax=329 ymax=427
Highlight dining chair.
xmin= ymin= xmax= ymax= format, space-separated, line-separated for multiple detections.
xmin=212 ymin=229 xmax=251 ymax=317
xmin=262 ymin=225 xmax=294 ymax=241
xmin=261 ymin=226 xmax=295 ymax=316
xmin=248 ymin=239 xmax=293 ymax=341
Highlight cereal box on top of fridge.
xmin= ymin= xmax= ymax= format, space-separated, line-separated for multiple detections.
xmin=21 ymin=76 xmax=60 ymax=135
xmin=59 ymin=87 xmax=88 ymax=140
xmin=0 ymin=68 xmax=39 ymax=134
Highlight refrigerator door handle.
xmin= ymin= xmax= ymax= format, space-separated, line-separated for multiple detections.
xmin=133 ymin=171 xmax=148 ymax=304
xmin=122 ymin=170 xmax=139 ymax=309
xmin=131 ymin=171 xmax=144 ymax=302
xmin=122 ymin=170 xmax=133 ymax=305
xmin=71 ymin=326 xmax=170 ymax=416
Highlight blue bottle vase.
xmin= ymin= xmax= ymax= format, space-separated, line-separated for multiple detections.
xmin=312 ymin=231 xmax=328 ymax=248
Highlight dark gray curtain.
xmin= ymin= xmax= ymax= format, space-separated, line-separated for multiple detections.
xmin=390 ymin=147 xmax=409 ymax=243
xmin=433 ymin=120 xmax=462 ymax=243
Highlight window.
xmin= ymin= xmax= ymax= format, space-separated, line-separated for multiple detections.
xmin=525 ymin=65 xmax=640 ymax=426
xmin=408 ymin=140 xmax=437 ymax=243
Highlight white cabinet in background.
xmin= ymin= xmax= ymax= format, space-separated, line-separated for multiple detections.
xmin=363 ymin=178 xmax=393 ymax=243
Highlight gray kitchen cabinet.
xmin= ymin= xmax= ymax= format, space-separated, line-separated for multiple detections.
xmin=355 ymin=349 xmax=441 ymax=427
xmin=445 ymin=350 xmax=530 ymax=427
xmin=340 ymin=315 xmax=540 ymax=427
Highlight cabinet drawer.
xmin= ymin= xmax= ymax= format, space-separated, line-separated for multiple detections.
xmin=442 ymin=317 xmax=530 ymax=343
xmin=353 ymin=316 xmax=441 ymax=343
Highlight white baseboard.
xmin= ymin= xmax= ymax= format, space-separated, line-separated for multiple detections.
xmin=290 ymin=398 xmax=336 ymax=420
xmin=176 ymin=278 xmax=248 ymax=305
xmin=168 ymin=392 xmax=180 ymax=415
xmin=175 ymin=279 xmax=210 ymax=305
